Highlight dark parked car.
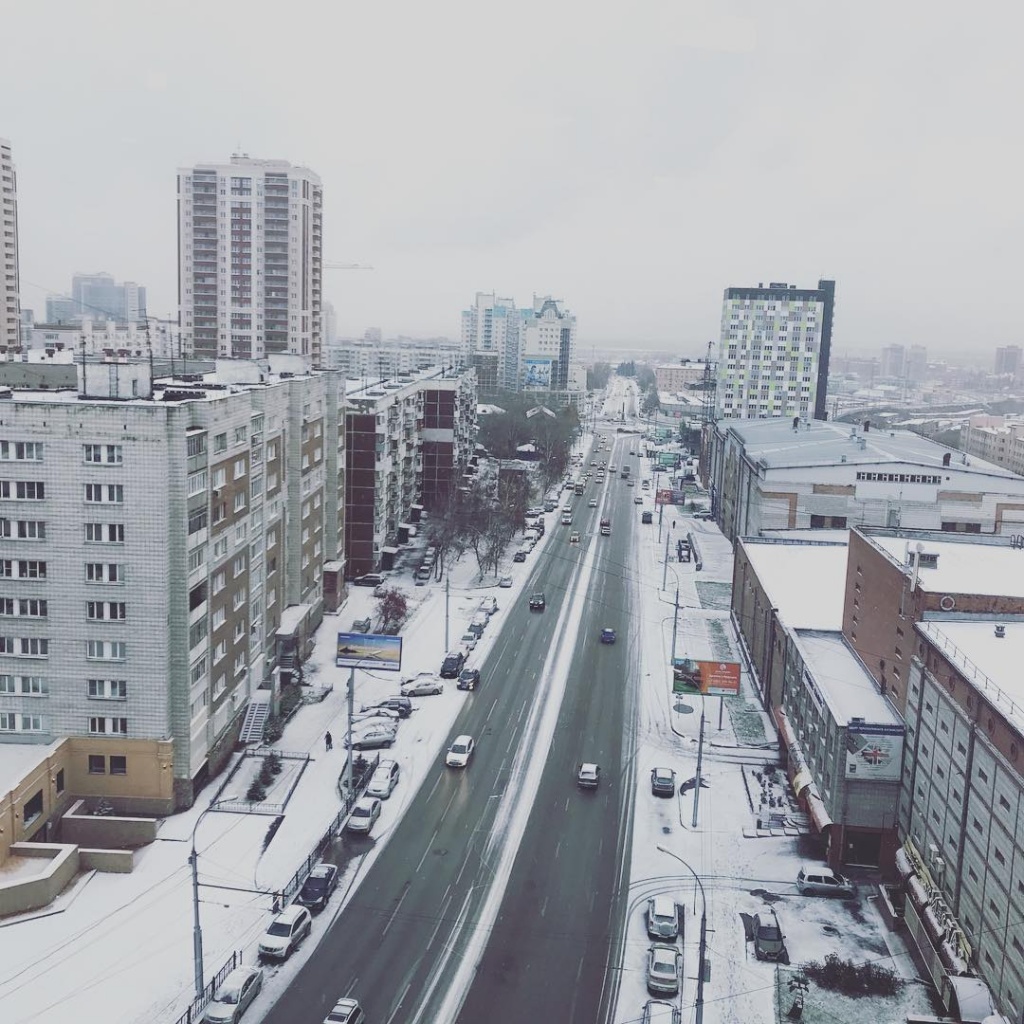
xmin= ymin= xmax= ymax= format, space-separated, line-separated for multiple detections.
xmin=457 ymin=668 xmax=481 ymax=691
xmin=352 ymin=573 xmax=386 ymax=587
xmin=641 ymin=510 xmax=653 ymax=524
xmin=381 ymin=621 xmax=401 ymax=635
xmin=360 ymin=696 xmax=412 ymax=718
xmin=296 ymin=862 xmax=339 ymax=913
xmin=440 ymin=650 xmax=467 ymax=678
xmin=350 ymin=617 xmax=372 ymax=634
xmin=529 ymin=593 xmax=546 ymax=612
xmin=512 ymin=550 xmax=527 ymax=563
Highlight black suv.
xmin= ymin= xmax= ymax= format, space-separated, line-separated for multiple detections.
xmin=440 ymin=650 xmax=467 ymax=678
xmin=457 ymin=668 xmax=481 ymax=691
xmin=529 ymin=593 xmax=546 ymax=612
xmin=296 ymin=862 xmax=339 ymax=913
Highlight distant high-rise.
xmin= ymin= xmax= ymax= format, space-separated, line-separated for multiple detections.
xmin=716 ymin=279 xmax=836 ymax=421
xmin=177 ymin=155 xmax=323 ymax=364
xmin=995 ymin=345 xmax=1022 ymax=377
xmin=461 ymin=292 xmax=517 ymax=391
xmin=880 ymin=344 xmax=906 ymax=379
xmin=0 ymin=139 xmax=20 ymax=352
xmin=46 ymin=272 xmax=147 ymax=324
xmin=906 ymin=344 xmax=928 ymax=382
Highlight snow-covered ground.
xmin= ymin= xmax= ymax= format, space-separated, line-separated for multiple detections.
xmin=0 ymin=419 xmax=907 ymax=1024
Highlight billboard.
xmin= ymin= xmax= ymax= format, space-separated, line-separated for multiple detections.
xmin=845 ymin=723 xmax=904 ymax=781
xmin=655 ymin=488 xmax=674 ymax=506
xmin=523 ymin=358 xmax=552 ymax=389
xmin=672 ymin=659 xmax=741 ymax=696
xmin=335 ymin=632 xmax=403 ymax=671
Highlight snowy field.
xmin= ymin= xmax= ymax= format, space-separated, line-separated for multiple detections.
xmin=0 ymin=419 xmax=909 ymax=1024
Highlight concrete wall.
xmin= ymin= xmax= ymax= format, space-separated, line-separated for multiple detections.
xmin=80 ymin=848 xmax=134 ymax=873
xmin=61 ymin=800 xmax=158 ymax=849
xmin=0 ymin=843 xmax=78 ymax=917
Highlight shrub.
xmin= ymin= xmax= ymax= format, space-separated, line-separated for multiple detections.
xmin=259 ymin=762 xmax=274 ymax=786
xmin=264 ymin=714 xmax=284 ymax=744
xmin=803 ymin=953 xmax=903 ymax=998
xmin=279 ymin=685 xmax=303 ymax=719
xmin=264 ymin=750 xmax=283 ymax=775
xmin=246 ymin=778 xmax=267 ymax=802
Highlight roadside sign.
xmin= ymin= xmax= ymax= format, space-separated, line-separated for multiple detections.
xmin=672 ymin=659 xmax=741 ymax=696
xmin=655 ymin=488 xmax=674 ymax=506
xmin=336 ymin=632 xmax=403 ymax=671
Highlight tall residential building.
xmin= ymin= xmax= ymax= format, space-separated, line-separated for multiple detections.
xmin=323 ymin=333 xmax=465 ymax=381
xmin=177 ymin=155 xmax=323 ymax=365
xmin=0 ymin=360 xmax=343 ymax=808
xmin=519 ymin=295 xmax=577 ymax=393
xmin=715 ymin=279 xmax=835 ymax=421
xmin=1 ymin=139 xmax=20 ymax=353
xmin=905 ymin=344 xmax=928 ymax=382
xmin=995 ymin=345 xmax=1022 ymax=377
xmin=880 ymin=344 xmax=906 ymax=379
xmin=461 ymin=292 xmax=517 ymax=392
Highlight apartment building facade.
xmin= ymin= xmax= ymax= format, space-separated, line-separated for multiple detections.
xmin=1 ymin=139 xmax=19 ymax=354
xmin=344 ymin=368 xmax=476 ymax=577
xmin=461 ymin=292 xmax=517 ymax=392
xmin=323 ymin=335 xmax=465 ymax=382
xmin=960 ymin=415 xmax=1024 ymax=478
xmin=177 ymin=155 xmax=323 ymax=365
xmin=655 ymin=360 xmax=711 ymax=393
xmin=21 ymin=318 xmax=180 ymax=359
xmin=715 ymin=279 xmax=835 ymax=421
xmin=0 ymin=362 xmax=343 ymax=808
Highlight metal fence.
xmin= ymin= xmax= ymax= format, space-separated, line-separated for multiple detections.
xmin=168 ymin=950 xmax=242 ymax=1024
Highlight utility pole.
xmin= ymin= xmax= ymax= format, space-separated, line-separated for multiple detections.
xmin=692 ymin=696 xmax=706 ymax=828
xmin=662 ymin=528 xmax=670 ymax=590
xmin=670 ymin=587 xmax=680 ymax=663
xmin=190 ymin=844 xmax=204 ymax=998
xmin=444 ymin=575 xmax=450 ymax=652
xmin=344 ymin=667 xmax=355 ymax=805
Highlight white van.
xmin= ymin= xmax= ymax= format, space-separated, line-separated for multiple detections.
xmin=524 ymin=528 xmax=539 ymax=543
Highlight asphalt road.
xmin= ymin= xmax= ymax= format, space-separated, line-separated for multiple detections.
xmin=262 ymin=431 xmax=640 ymax=1024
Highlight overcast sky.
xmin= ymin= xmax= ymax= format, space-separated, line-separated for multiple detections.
xmin=3 ymin=1 xmax=1021 ymax=357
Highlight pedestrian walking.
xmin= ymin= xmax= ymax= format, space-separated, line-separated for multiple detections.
xmin=325 ymin=731 xmax=333 ymax=751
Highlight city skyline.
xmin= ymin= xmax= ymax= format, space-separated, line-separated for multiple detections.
xmin=2 ymin=4 xmax=1021 ymax=353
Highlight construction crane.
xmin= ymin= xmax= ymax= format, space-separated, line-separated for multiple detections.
xmin=322 ymin=263 xmax=374 ymax=270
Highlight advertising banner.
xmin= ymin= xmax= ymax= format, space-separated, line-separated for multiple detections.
xmin=845 ymin=723 xmax=905 ymax=781
xmin=655 ymin=488 xmax=674 ymax=506
xmin=336 ymin=632 xmax=403 ymax=671
xmin=523 ymin=359 xmax=552 ymax=389
xmin=672 ymin=659 xmax=741 ymax=696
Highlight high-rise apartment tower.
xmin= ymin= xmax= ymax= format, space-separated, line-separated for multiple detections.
xmin=0 ymin=139 xmax=20 ymax=353
xmin=716 ymin=279 xmax=835 ymax=421
xmin=177 ymin=155 xmax=323 ymax=365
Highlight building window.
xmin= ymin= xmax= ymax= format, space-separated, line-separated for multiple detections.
xmin=88 ymin=755 xmax=106 ymax=774
xmin=233 ymin=491 xmax=246 ymax=512
xmin=87 ymin=601 xmax=126 ymax=621
xmin=85 ymin=523 xmax=125 ymax=543
xmin=85 ymin=483 xmax=124 ymax=503
xmin=234 ymin=457 xmax=246 ymax=479
xmin=55 ymin=768 xmax=65 ymax=794
xmin=86 ymin=640 xmax=126 ymax=661
xmin=23 ymin=789 xmax=44 ymax=825
xmin=186 ymin=433 xmax=206 ymax=458
xmin=110 ymin=755 xmax=127 ymax=776
xmin=89 ymin=716 xmax=128 ymax=736
xmin=0 ymin=519 xmax=47 ymax=540
xmin=1 ymin=441 xmax=44 ymax=462
xmin=88 ymin=679 xmax=127 ymax=699
xmin=0 ymin=637 xmax=50 ymax=658
xmin=188 ymin=546 xmax=205 ymax=572
xmin=83 ymin=444 xmax=122 ymax=464
xmin=0 ymin=480 xmax=46 ymax=500
xmin=187 ymin=471 xmax=207 ymax=497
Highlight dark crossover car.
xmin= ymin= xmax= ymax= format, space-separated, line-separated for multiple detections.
xmin=296 ymin=862 xmax=339 ymax=913
xmin=440 ymin=650 xmax=467 ymax=678
xmin=529 ymin=593 xmax=546 ymax=612
xmin=457 ymin=668 xmax=481 ymax=691
xmin=600 ymin=627 xmax=617 ymax=644
xmin=352 ymin=573 xmax=386 ymax=587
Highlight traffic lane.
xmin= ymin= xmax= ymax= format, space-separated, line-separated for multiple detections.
xmin=455 ymin=533 xmax=634 ymax=1024
xmin=262 ymin=551 xmax=585 ymax=1024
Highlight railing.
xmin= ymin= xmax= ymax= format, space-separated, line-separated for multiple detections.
xmin=168 ymin=950 xmax=242 ymax=1024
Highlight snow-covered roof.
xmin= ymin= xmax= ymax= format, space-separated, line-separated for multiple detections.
xmin=740 ymin=539 xmax=848 ymax=630
xmin=720 ymin=417 xmax=1016 ymax=478
xmin=869 ymin=535 xmax=1024 ymax=598
xmin=919 ymin=620 xmax=1024 ymax=729
xmin=0 ymin=740 xmax=62 ymax=796
xmin=793 ymin=630 xmax=900 ymax=726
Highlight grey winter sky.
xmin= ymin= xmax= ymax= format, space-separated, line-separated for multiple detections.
xmin=2 ymin=1 xmax=1021 ymax=356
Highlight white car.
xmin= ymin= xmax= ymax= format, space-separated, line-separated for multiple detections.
xmin=588 ymin=498 xmax=598 ymax=508
xmin=459 ymin=632 xmax=478 ymax=651
xmin=258 ymin=905 xmax=312 ymax=961
xmin=646 ymin=944 xmax=681 ymax=995
xmin=445 ymin=735 xmax=475 ymax=768
xmin=346 ymin=796 xmax=382 ymax=834
xmin=204 ymin=965 xmax=264 ymax=1024
xmin=366 ymin=759 xmax=400 ymax=798
xmin=499 ymin=576 xmax=513 ymax=588
xmin=401 ymin=673 xmax=444 ymax=696
xmin=324 ymin=998 xmax=366 ymax=1024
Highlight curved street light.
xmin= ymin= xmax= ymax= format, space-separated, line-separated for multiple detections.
xmin=656 ymin=844 xmax=707 ymax=1024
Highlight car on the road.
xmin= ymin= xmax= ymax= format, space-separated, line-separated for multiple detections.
xmin=560 ymin=513 xmax=573 ymax=525
xmin=324 ymin=997 xmax=366 ymax=1024
xmin=258 ymin=904 xmax=312 ymax=961
xmin=351 ymin=573 xmax=386 ymax=588
xmin=753 ymin=907 xmax=786 ymax=960
xmin=693 ymin=509 xmax=713 ymax=520
xmin=569 ymin=531 xmax=580 ymax=545
xmin=512 ymin=549 xmax=527 ymax=562
xmin=204 ymin=964 xmax=264 ymax=1024
xmin=609 ymin=464 xmax=617 ymax=472
xmin=796 ymin=865 xmax=856 ymax=899
xmin=345 ymin=725 xmax=396 ymax=751
xmin=646 ymin=895 xmax=680 ymax=939
xmin=350 ymin=617 xmax=372 ymax=633
xmin=365 ymin=759 xmax=401 ymax=799
xmin=588 ymin=497 xmax=598 ymax=507
xmin=401 ymin=674 xmax=444 ymax=697
xmin=440 ymin=650 xmax=467 ymax=678
xmin=499 ymin=575 xmax=513 ymax=588
xmin=361 ymin=695 xmax=412 ymax=718
xmin=529 ymin=593 xmax=545 ymax=612
xmin=459 ymin=631 xmax=478 ymax=651
xmin=641 ymin=510 xmax=653 ymax=524
xmin=651 ymin=766 xmax=676 ymax=796
xmin=346 ymin=796 xmax=382 ymax=834
xmin=562 ymin=503 xmax=573 ymax=513
xmin=445 ymin=734 xmax=475 ymax=768
xmin=577 ymin=762 xmax=600 ymax=788
xmin=543 ymin=501 xmax=557 ymax=512
xmin=646 ymin=944 xmax=682 ymax=995
xmin=296 ymin=862 xmax=340 ymax=913
xmin=600 ymin=627 xmax=617 ymax=644
xmin=634 ymin=495 xmax=644 ymax=504
xmin=627 ymin=479 xmax=635 ymax=487
xmin=457 ymin=667 xmax=481 ymax=691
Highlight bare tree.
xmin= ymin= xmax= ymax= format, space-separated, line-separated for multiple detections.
xmin=375 ymin=587 xmax=408 ymax=631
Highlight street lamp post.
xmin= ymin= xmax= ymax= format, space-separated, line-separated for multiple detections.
xmin=692 ymin=694 xmax=706 ymax=828
xmin=657 ymin=845 xmax=707 ymax=1024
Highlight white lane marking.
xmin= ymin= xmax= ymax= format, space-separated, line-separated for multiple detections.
xmin=415 ymin=829 xmax=439 ymax=874
xmin=382 ymin=887 xmax=410 ymax=938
